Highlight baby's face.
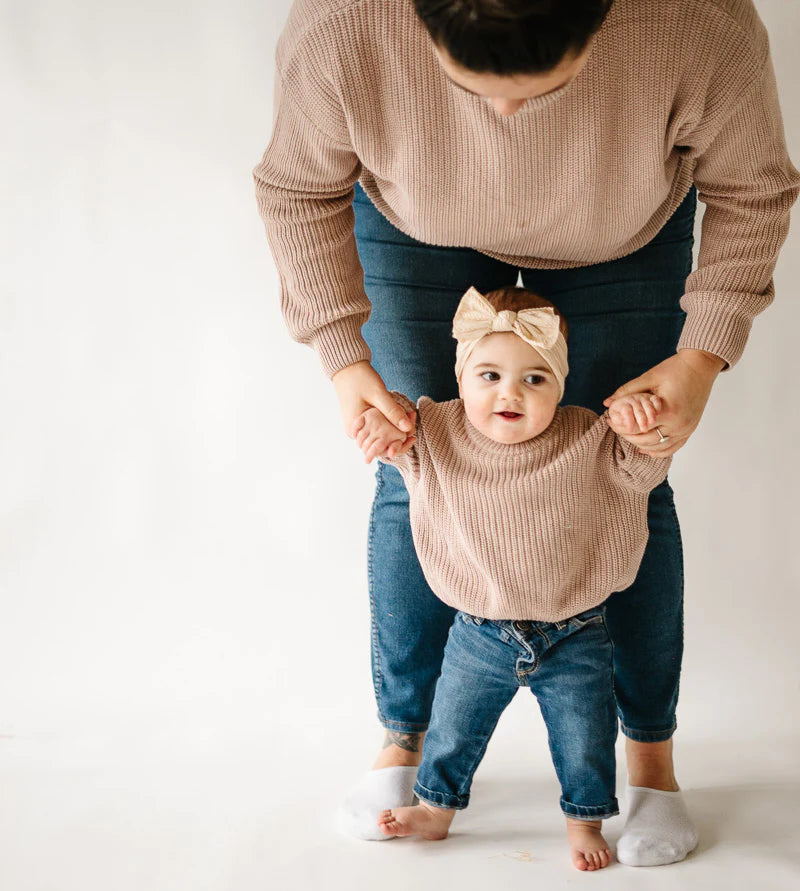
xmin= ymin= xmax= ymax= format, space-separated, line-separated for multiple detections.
xmin=458 ymin=333 xmax=562 ymax=444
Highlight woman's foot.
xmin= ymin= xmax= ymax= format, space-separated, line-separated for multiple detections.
xmin=371 ymin=730 xmax=425 ymax=769
xmin=337 ymin=731 xmax=425 ymax=840
xmin=617 ymin=737 xmax=698 ymax=866
xmin=625 ymin=737 xmax=679 ymax=791
xmin=377 ymin=801 xmax=454 ymax=839
xmin=566 ymin=818 xmax=612 ymax=870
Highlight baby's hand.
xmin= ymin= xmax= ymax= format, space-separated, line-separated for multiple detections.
xmin=353 ymin=407 xmax=415 ymax=463
xmin=607 ymin=393 xmax=662 ymax=436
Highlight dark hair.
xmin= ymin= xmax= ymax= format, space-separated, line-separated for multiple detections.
xmin=413 ymin=0 xmax=613 ymax=75
xmin=484 ymin=286 xmax=569 ymax=342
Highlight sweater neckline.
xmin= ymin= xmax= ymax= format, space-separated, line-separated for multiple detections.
xmin=459 ymin=404 xmax=565 ymax=457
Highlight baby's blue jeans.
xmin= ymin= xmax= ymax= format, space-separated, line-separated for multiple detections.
xmin=354 ymin=180 xmax=696 ymax=743
xmin=415 ymin=605 xmax=618 ymax=820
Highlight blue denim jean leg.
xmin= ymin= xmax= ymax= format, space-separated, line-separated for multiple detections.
xmin=355 ymin=180 xmax=696 ymax=740
xmin=413 ymin=606 xmax=619 ymax=820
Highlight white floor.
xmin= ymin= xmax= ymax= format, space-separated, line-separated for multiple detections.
xmin=1 ymin=713 xmax=798 ymax=891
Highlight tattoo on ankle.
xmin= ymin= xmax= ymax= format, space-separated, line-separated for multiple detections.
xmin=382 ymin=731 xmax=422 ymax=752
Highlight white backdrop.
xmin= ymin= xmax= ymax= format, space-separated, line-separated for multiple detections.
xmin=1 ymin=1 xmax=799 ymax=888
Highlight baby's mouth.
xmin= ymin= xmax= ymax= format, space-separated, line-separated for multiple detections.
xmin=495 ymin=411 xmax=523 ymax=420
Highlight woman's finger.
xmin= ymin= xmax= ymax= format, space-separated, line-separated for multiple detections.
xmin=374 ymin=393 xmax=415 ymax=433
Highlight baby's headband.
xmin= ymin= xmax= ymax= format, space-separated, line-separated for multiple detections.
xmin=452 ymin=286 xmax=569 ymax=401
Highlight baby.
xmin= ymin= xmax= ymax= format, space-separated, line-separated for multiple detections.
xmin=351 ymin=285 xmax=670 ymax=871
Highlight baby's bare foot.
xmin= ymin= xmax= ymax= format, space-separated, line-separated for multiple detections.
xmin=377 ymin=802 xmax=454 ymax=839
xmin=566 ymin=818 xmax=612 ymax=871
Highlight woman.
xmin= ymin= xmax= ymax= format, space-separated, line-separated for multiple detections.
xmin=253 ymin=0 xmax=798 ymax=865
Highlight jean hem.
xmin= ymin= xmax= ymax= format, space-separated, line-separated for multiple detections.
xmin=413 ymin=781 xmax=468 ymax=810
xmin=379 ymin=716 xmax=430 ymax=734
xmin=560 ymin=797 xmax=620 ymax=820
xmin=620 ymin=721 xmax=677 ymax=743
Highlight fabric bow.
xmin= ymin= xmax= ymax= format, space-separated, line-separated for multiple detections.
xmin=452 ymin=286 xmax=569 ymax=399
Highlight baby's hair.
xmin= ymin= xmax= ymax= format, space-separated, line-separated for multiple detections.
xmin=482 ymin=286 xmax=569 ymax=342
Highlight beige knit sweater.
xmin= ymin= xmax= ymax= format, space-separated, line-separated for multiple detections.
xmin=381 ymin=392 xmax=671 ymax=622
xmin=253 ymin=0 xmax=799 ymax=380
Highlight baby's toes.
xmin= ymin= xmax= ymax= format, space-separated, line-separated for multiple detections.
xmin=573 ymin=851 xmax=590 ymax=871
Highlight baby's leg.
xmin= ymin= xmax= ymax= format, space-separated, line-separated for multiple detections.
xmin=377 ymin=611 xmax=519 ymax=839
xmin=528 ymin=610 xmax=619 ymax=870
xmin=565 ymin=818 xmax=612 ymax=871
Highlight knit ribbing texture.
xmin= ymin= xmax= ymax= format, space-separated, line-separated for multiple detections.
xmin=253 ymin=0 xmax=800 ymax=380
xmin=380 ymin=393 xmax=671 ymax=622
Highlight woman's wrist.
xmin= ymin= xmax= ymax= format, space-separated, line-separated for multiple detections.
xmin=677 ymin=347 xmax=726 ymax=375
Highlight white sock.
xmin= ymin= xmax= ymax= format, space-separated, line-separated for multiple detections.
xmin=337 ymin=766 xmax=419 ymax=841
xmin=616 ymin=782 xmax=698 ymax=866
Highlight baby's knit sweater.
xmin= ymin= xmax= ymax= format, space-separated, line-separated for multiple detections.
xmin=380 ymin=392 xmax=672 ymax=622
xmin=253 ymin=0 xmax=799 ymax=380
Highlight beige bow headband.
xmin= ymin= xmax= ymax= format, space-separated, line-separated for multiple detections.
xmin=452 ymin=286 xmax=569 ymax=400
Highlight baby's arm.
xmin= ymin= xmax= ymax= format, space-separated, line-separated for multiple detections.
xmin=607 ymin=393 xmax=662 ymax=442
xmin=606 ymin=392 xmax=670 ymax=492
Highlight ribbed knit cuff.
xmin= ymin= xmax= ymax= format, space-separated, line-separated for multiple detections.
xmin=387 ymin=390 xmax=418 ymax=415
xmin=310 ymin=317 xmax=373 ymax=380
xmin=612 ymin=432 xmax=672 ymax=493
xmin=676 ymin=293 xmax=766 ymax=373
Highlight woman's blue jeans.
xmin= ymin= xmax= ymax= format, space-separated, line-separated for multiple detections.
xmin=354 ymin=180 xmax=696 ymax=743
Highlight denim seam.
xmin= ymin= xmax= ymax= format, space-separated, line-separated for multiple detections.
xmin=414 ymin=780 xmax=468 ymax=810
xmin=380 ymin=717 xmax=429 ymax=733
xmin=368 ymin=462 xmax=385 ymax=720
xmin=570 ymin=614 xmax=604 ymax=630
xmin=561 ymin=800 xmax=620 ymax=821
xmin=534 ymin=626 xmax=551 ymax=649
xmin=458 ymin=735 xmax=494 ymax=801
xmin=667 ymin=487 xmax=685 ymax=723
xmin=515 ymin=645 xmax=539 ymax=679
xmin=620 ymin=721 xmax=677 ymax=743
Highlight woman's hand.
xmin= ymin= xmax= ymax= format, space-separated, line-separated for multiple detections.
xmin=331 ymin=360 xmax=417 ymax=459
xmin=602 ymin=349 xmax=725 ymax=456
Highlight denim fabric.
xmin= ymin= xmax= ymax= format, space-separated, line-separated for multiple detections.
xmin=413 ymin=606 xmax=619 ymax=820
xmin=355 ymin=180 xmax=696 ymax=740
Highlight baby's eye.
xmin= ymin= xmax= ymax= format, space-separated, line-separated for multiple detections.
xmin=525 ymin=375 xmax=544 ymax=385
xmin=480 ymin=371 xmax=499 ymax=381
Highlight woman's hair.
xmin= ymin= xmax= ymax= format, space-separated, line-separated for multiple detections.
xmin=413 ymin=0 xmax=613 ymax=75
xmin=483 ymin=285 xmax=569 ymax=342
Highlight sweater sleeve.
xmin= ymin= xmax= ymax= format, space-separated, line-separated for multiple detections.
xmin=252 ymin=24 xmax=372 ymax=380
xmin=607 ymin=427 xmax=672 ymax=495
xmin=677 ymin=40 xmax=800 ymax=371
xmin=376 ymin=391 xmax=421 ymax=481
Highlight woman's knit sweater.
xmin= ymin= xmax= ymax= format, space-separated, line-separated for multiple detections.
xmin=253 ymin=0 xmax=799 ymax=380
xmin=380 ymin=392 xmax=671 ymax=622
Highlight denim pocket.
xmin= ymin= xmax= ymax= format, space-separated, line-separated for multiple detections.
xmin=458 ymin=610 xmax=484 ymax=626
xmin=568 ymin=608 xmax=606 ymax=630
